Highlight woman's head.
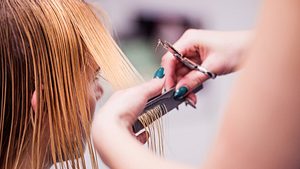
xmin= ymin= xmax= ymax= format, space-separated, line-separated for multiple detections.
xmin=0 ymin=0 xmax=140 ymax=168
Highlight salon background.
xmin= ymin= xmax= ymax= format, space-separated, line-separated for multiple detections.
xmin=52 ymin=0 xmax=260 ymax=168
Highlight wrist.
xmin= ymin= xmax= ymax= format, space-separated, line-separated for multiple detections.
xmin=235 ymin=30 xmax=254 ymax=69
xmin=222 ymin=30 xmax=253 ymax=72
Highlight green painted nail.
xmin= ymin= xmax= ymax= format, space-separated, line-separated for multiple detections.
xmin=153 ymin=67 xmax=165 ymax=79
xmin=174 ymin=86 xmax=188 ymax=100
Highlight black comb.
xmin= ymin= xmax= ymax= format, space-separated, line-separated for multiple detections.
xmin=132 ymin=84 xmax=203 ymax=133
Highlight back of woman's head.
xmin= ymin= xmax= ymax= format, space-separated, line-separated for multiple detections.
xmin=0 ymin=0 xmax=140 ymax=168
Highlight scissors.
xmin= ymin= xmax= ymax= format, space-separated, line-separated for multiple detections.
xmin=132 ymin=40 xmax=217 ymax=133
xmin=157 ymin=39 xmax=217 ymax=79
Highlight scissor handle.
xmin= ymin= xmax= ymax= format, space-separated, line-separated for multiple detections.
xmin=159 ymin=40 xmax=217 ymax=79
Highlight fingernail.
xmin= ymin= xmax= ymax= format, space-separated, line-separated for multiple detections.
xmin=174 ymin=86 xmax=188 ymax=100
xmin=153 ymin=67 xmax=165 ymax=79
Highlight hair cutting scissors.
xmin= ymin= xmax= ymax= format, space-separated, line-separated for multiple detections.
xmin=158 ymin=39 xmax=217 ymax=79
xmin=132 ymin=40 xmax=216 ymax=133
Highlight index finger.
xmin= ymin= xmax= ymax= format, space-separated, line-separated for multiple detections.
xmin=160 ymin=38 xmax=191 ymax=90
xmin=161 ymin=52 xmax=178 ymax=90
xmin=133 ymin=78 xmax=166 ymax=100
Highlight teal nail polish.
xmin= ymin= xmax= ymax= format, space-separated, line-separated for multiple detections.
xmin=153 ymin=67 xmax=165 ymax=79
xmin=174 ymin=86 xmax=188 ymax=100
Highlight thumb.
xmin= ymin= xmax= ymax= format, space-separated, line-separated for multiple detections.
xmin=136 ymin=131 xmax=149 ymax=144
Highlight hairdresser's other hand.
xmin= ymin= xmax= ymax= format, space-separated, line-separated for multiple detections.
xmin=92 ymin=78 xmax=164 ymax=144
xmin=161 ymin=30 xmax=251 ymax=105
xmin=92 ymin=78 xmax=196 ymax=169
xmin=94 ymin=78 xmax=163 ymax=129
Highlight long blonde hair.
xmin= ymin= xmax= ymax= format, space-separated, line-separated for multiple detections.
xmin=0 ymin=0 xmax=141 ymax=168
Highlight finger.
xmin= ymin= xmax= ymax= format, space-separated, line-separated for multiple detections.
xmin=175 ymin=67 xmax=190 ymax=82
xmin=176 ymin=75 xmax=184 ymax=82
xmin=175 ymin=66 xmax=190 ymax=77
xmin=186 ymin=93 xmax=197 ymax=108
xmin=160 ymin=35 xmax=193 ymax=90
xmin=175 ymin=70 xmax=209 ymax=99
xmin=160 ymin=30 xmax=201 ymax=91
xmin=161 ymin=53 xmax=177 ymax=90
xmin=136 ymin=131 xmax=149 ymax=144
xmin=136 ymin=78 xmax=165 ymax=99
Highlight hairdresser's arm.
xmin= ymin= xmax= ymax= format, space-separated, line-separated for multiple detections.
xmin=201 ymin=0 xmax=300 ymax=168
xmin=92 ymin=0 xmax=300 ymax=168
xmin=92 ymin=79 xmax=195 ymax=169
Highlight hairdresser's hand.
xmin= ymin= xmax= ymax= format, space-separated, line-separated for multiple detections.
xmin=92 ymin=78 xmax=164 ymax=144
xmin=92 ymin=77 xmax=196 ymax=169
xmin=161 ymin=30 xmax=251 ymax=105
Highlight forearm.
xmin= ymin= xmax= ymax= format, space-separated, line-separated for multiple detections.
xmin=201 ymin=0 xmax=300 ymax=168
xmin=92 ymin=115 xmax=196 ymax=169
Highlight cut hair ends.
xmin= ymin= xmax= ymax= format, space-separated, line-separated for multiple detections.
xmin=138 ymin=105 xmax=165 ymax=156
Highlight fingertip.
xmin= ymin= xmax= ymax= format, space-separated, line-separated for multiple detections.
xmin=176 ymin=70 xmax=208 ymax=90
xmin=187 ymin=93 xmax=197 ymax=105
xmin=165 ymin=76 xmax=175 ymax=90
xmin=136 ymin=131 xmax=149 ymax=144
xmin=161 ymin=52 xmax=177 ymax=68
xmin=174 ymin=85 xmax=189 ymax=100
xmin=153 ymin=67 xmax=165 ymax=79
xmin=161 ymin=53 xmax=177 ymax=90
xmin=140 ymin=78 xmax=165 ymax=98
xmin=174 ymin=71 xmax=207 ymax=101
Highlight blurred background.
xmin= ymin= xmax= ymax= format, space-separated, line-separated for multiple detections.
xmin=86 ymin=0 xmax=260 ymax=168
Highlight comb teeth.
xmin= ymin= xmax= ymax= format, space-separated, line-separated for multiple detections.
xmin=132 ymin=104 xmax=167 ymax=133
xmin=132 ymin=84 xmax=203 ymax=133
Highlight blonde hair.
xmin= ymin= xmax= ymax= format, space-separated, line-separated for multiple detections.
xmin=138 ymin=106 xmax=165 ymax=156
xmin=0 ymin=0 xmax=141 ymax=168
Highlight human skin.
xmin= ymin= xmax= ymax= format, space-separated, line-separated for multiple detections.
xmin=26 ymin=70 xmax=103 ymax=169
xmin=160 ymin=30 xmax=252 ymax=105
xmin=92 ymin=0 xmax=300 ymax=168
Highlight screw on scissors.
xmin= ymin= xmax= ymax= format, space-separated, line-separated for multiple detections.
xmin=158 ymin=39 xmax=217 ymax=79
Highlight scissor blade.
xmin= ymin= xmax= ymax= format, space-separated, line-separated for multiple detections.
xmin=158 ymin=40 xmax=183 ymax=60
